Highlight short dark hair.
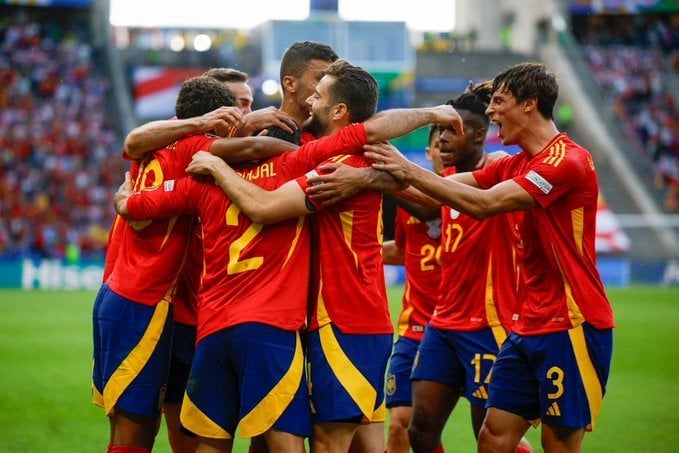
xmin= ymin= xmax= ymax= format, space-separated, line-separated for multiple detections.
xmin=325 ymin=59 xmax=378 ymax=123
xmin=202 ymin=67 xmax=249 ymax=83
xmin=446 ymin=81 xmax=492 ymax=126
xmin=175 ymin=76 xmax=235 ymax=119
xmin=491 ymin=62 xmax=558 ymax=119
xmin=279 ymin=41 xmax=338 ymax=81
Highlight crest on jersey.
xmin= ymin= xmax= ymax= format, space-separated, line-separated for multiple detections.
xmin=426 ymin=218 xmax=442 ymax=239
xmin=450 ymin=209 xmax=460 ymax=220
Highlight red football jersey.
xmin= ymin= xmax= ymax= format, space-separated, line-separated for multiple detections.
xmin=472 ymin=133 xmax=615 ymax=335
xmin=172 ymin=221 xmax=201 ymax=326
xmin=432 ymin=168 xmax=516 ymax=333
xmin=103 ymin=161 xmax=140 ymax=282
xmin=107 ymin=134 xmax=219 ymax=306
xmin=126 ymin=123 xmax=369 ymax=340
xmin=298 ymin=155 xmax=394 ymax=335
xmin=393 ymin=207 xmax=442 ymax=341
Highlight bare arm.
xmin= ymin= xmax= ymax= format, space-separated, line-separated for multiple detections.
xmin=113 ymin=172 xmax=133 ymax=218
xmin=304 ymin=161 xmax=406 ymax=206
xmin=382 ymin=240 xmax=405 ymax=266
xmin=236 ymin=106 xmax=298 ymax=137
xmin=186 ymin=151 xmax=312 ymax=224
xmin=365 ymin=146 xmax=536 ymax=219
xmin=207 ymin=136 xmax=298 ymax=163
xmin=392 ymin=195 xmax=440 ymax=222
xmin=123 ymin=106 xmax=244 ymax=159
xmin=364 ymin=105 xmax=463 ymax=143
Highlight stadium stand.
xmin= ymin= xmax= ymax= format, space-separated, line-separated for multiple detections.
xmin=573 ymin=14 xmax=679 ymax=212
xmin=0 ymin=5 xmax=123 ymax=261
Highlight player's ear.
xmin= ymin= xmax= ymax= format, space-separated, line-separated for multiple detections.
xmin=523 ymin=97 xmax=538 ymax=113
xmin=332 ymin=103 xmax=348 ymax=121
xmin=474 ymin=127 xmax=487 ymax=144
xmin=281 ymin=75 xmax=295 ymax=93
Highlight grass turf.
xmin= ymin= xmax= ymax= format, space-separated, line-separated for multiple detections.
xmin=0 ymin=286 xmax=677 ymax=451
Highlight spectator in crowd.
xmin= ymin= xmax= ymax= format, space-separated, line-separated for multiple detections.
xmin=0 ymin=7 xmax=124 ymax=259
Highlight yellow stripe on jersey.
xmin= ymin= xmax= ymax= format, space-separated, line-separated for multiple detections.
xmin=571 ymin=207 xmax=584 ymax=256
xmin=315 ymin=279 xmax=332 ymax=327
xmin=318 ymin=324 xmax=377 ymax=421
xmin=397 ymin=281 xmax=413 ymax=336
xmin=339 ymin=210 xmax=360 ymax=269
xmin=484 ymin=255 xmax=501 ymax=328
xmin=328 ymin=155 xmax=353 ymax=164
xmin=552 ymin=245 xmax=586 ymax=327
xmin=543 ymin=140 xmax=566 ymax=167
xmin=568 ymin=325 xmax=603 ymax=430
xmin=281 ymin=217 xmax=306 ymax=270
xmin=110 ymin=214 xmax=121 ymax=238
xmin=180 ymin=391 xmax=232 ymax=439
xmin=158 ymin=216 xmax=178 ymax=251
xmin=376 ymin=201 xmax=384 ymax=246
xmin=102 ymin=298 xmax=170 ymax=415
xmin=240 ymin=332 xmax=304 ymax=437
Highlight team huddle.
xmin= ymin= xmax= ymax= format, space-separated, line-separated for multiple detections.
xmin=91 ymin=41 xmax=615 ymax=453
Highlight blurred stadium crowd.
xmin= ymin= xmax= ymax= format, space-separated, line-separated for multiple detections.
xmin=574 ymin=14 xmax=679 ymax=211
xmin=0 ymin=4 xmax=677 ymax=260
xmin=0 ymin=7 xmax=123 ymax=261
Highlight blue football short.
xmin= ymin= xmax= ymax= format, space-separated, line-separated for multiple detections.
xmin=307 ymin=323 xmax=392 ymax=424
xmin=385 ymin=336 xmax=420 ymax=408
xmin=180 ymin=322 xmax=311 ymax=439
xmin=165 ymin=321 xmax=197 ymax=404
xmin=92 ymin=283 xmax=174 ymax=418
xmin=411 ymin=324 xmax=505 ymax=408
xmin=487 ymin=322 xmax=613 ymax=431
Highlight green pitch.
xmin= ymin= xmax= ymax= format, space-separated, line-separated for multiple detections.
xmin=0 ymin=286 xmax=677 ymax=452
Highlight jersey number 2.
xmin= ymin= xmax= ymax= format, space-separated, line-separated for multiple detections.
xmin=226 ymin=204 xmax=264 ymax=275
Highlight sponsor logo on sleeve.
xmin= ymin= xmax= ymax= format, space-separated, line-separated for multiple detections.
xmin=163 ymin=180 xmax=175 ymax=192
xmin=525 ymin=170 xmax=553 ymax=194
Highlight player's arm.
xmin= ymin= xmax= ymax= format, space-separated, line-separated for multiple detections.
xmin=364 ymin=104 xmax=463 ymax=143
xmin=114 ymin=172 xmax=194 ymax=220
xmin=113 ymin=172 xmax=135 ymax=217
xmin=186 ymin=151 xmax=312 ymax=224
xmin=123 ymin=106 xmax=244 ymax=159
xmin=301 ymin=142 xmax=422 ymax=207
xmin=302 ymin=160 xmax=406 ymax=206
xmin=382 ymin=240 xmax=405 ymax=266
xmin=207 ymin=136 xmax=298 ymax=163
xmin=366 ymin=145 xmax=535 ymax=219
xmin=235 ymin=106 xmax=298 ymax=137
xmin=392 ymin=195 xmax=440 ymax=222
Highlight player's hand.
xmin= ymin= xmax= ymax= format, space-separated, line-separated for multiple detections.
xmin=200 ymin=106 xmax=245 ymax=137
xmin=238 ymin=107 xmax=298 ymax=137
xmin=363 ymin=142 xmax=412 ymax=183
xmin=475 ymin=150 xmax=510 ymax=169
xmin=113 ymin=171 xmax=134 ymax=217
xmin=430 ymin=104 xmax=464 ymax=137
xmin=306 ymin=163 xmax=371 ymax=206
xmin=187 ymin=151 xmax=229 ymax=175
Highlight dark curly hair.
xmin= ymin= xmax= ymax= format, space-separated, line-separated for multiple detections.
xmin=175 ymin=76 xmax=236 ymax=119
xmin=446 ymin=80 xmax=492 ymax=126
